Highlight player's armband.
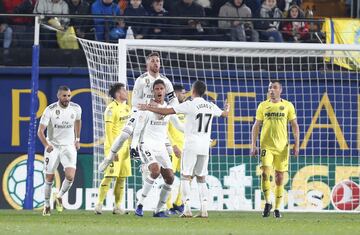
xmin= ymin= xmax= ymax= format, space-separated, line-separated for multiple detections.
xmin=166 ymin=91 xmax=176 ymax=101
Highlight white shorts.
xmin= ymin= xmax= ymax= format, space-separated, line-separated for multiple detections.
xmin=181 ymin=148 xmax=209 ymax=177
xmin=44 ymin=145 xmax=77 ymax=174
xmin=139 ymin=143 xmax=172 ymax=170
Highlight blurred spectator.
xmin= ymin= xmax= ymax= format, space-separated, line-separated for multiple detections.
xmin=281 ymin=4 xmax=309 ymax=42
xmin=34 ymin=0 xmax=70 ymax=48
xmin=163 ymin=0 xmax=177 ymax=13
xmin=91 ymin=0 xmax=124 ymax=42
xmin=277 ymin=0 xmax=302 ymax=12
xmin=196 ymin=0 xmax=210 ymax=8
xmin=34 ymin=0 xmax=70 ymax=27
xmin=218 ymin=0 xmax=259 ymax=42
xmin=118 ymin=0 xmax=128 ymax=12
xmin=0 ymin=1 xmax=13 ymax=49
xmin=124 ymin=0 xmax=148 ymax=39
xmin=257 ymin=0 xmax=283 ymax=42
xmin=66 ymin=0 xmax=92 ymax=39
xmin=171 ymin=0 xmax=206 ymax=40
xmin=245 ymin=0 xmax=261 ymax=17
xmin=148 ymin=0 xmax=169 ymax=39
xmin=3 ymin=0 xmax=34 ymax=25
xmin=211 ymin=0 xmax=260 ymax=17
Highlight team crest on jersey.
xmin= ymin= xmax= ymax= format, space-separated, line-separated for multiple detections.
xmin=71 ymin=114 xmax=74 ymax=119
xmin=279 ymin=106 xmax=285 ymax=111
xmin=107 ymin=109 xmax=112 ymax=117
xmin=56 ymin=110 xmax=60 ymax=115
xmin=145 ymin=78 xmax=150 ymax=87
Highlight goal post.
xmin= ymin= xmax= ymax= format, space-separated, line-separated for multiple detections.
xmin=78 ymin=38 xmax=360 ymax=212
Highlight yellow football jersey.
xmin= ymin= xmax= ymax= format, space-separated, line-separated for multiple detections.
xmin=167 ymin=113 xmax=185 ymax=149
xmin=104 ymin=100 xmax=131 ymax=156
xmin=255 ymin=99 xmax=296 ymax=151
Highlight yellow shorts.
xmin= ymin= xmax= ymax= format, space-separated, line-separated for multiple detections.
xmin=171 ymin=154 xmax=181 ymax=173
xmin=260 ymin=147 xmax=289 ymax=172
xmin=104 ymin=148 xmax=132 ymax=178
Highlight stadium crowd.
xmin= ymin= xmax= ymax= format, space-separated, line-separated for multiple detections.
xmin=0 ymin=0 xmax=322 ymax=49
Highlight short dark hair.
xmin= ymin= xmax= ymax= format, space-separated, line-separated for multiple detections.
xmin=58 ymin=85 xmax=70 ymax=93
xmin=173 ymin=84 xmax=184 ymax=92
xmin=108 ymin=83 xmax=125 ymax=99
xmin=193 ymin=80 xmax=206 ymax=97
xmin=153 ymin=79 xmax=166 ymax=89
xmin=270 ymin=79 xmax=282 ymax=86
xmin=146 ymin=52 xmax=160 ymax=60
xmin=152 ymin=0 xmax=164 ymax=3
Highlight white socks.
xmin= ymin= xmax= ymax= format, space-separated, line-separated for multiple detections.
xmin=197 ymin=182 xmax=208 ymax=212
xmin=44 ymin=180 xmax=53 ymax=207
xmin=155 ymin=183 xmax=172 ymax=213
xmin=181 ymin=179 xmax=191 ymax=211
xmin=58 ymin=178 xmax=73 ymax=198
xmin=138 ymin=176 xmax=155 ymax=206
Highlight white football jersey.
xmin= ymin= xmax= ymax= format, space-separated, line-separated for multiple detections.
xmin=39 ymin=102 xmax=82 ymax=146
xmin=173 ymin=97 xmax=223 ymax=155
xmin=131 ymin=72 xmax=177 ymax=110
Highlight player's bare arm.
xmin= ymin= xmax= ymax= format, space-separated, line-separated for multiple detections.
xmin=250 ymin=120 xmax=262 ymax=157
xmin=37 ymin=124 xmax=53 ymax=153
xmin=74 ymin=119 xmax=81 ymax=151
xmin=290 ymin=118 xmax=300 ymax=157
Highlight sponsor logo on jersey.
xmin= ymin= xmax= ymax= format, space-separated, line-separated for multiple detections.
xmin=264 ymin=112 xmax=285 ymax=117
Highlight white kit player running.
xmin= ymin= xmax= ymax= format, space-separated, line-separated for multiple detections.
xmin=139 ymin=80 xmax=229 ymax=218
xmin=98 ymin=52 xmax=178 ymax=172
xmin=132 ymin=79 xmax=184 ymax=218
xmin=37 ymin=86 xmax=82 ymax=216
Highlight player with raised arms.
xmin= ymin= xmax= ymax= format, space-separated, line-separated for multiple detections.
xmin=132 ymin=79 xmax=184 ymax=217
xmin=98 ymin=52 xmax=178 ymax=172
xmin=37 ymin=86 xmax=82 ymax=216
xmin=251 ymin=80 xmax=299 ymax=218
xmin=139 ymin=80 xmax=229 ymax=218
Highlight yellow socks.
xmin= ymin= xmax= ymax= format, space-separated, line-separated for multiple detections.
xmin=261 ymin=174 xmax=271 ymax=204
xmin=114 ymin=177 xmax=125 ymax=207
xmin=275 ymin=184 xmax=284 ymax=209
xmin=174 ymin=185 xmax=182 ymax=206
xmin=97 ymin=177 xmax=112 ymax=205
xmin=166 ymin=193 xmax=172 ymax=209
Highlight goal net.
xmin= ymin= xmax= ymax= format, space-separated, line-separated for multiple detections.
xmin=78 ymin=38 xmax=360 ymax=212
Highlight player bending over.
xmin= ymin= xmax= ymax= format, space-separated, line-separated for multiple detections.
xmin=95 ymin=83 xmax=131 ymax=215
xmin=98 ymin=52 xmax=178 ymax=172
xmin=38 ymin=86 xmax=82 ymax=216
xmin=251 ymin=80 xmax=299 ymax=218
xmin=132 ymin=79 xmax=184 ymax=217
xmin=139 ymin=80 xmax=229 ymax=218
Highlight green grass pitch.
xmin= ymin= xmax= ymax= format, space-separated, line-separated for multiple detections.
xmin=1 ymin=210 xmax=359 ymax=235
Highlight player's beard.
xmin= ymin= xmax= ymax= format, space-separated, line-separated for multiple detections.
xmin=150 ymin=65 xmax=160 ymax=74
xmin=60 ymin=100 xmax=69 ymax=107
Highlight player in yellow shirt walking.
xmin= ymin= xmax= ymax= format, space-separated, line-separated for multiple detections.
xmin=167 ymin=84 xmax=187 ymax=214
xmin=95 ymin=83 xmax=132 ymax=215
xmin=251 ymin=80 xmax=299 ymax=218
